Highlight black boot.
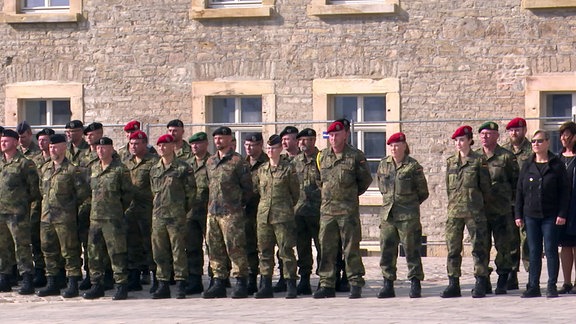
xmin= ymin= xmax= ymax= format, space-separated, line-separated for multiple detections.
xmin=103 ymin=269 xmax=115 ymax=291
xmin=286 ymin=279 xmax=297 ymax=299
xmin=247 ymin=273 xmax=258 ymax=295
xmin=36 ymin=276 xmax=60 ymax=297
xmin=149 ymin=271 xmax=158 ymax=294
xmin=186 ymin=274 xmax=204 ymax=295
xmin=472 ymin=276 xmax=487 ymax=298
xmin=33 ymin=268 xmax=47 ymax=288
xmin=0 ymin=273 xmax=12 ymax=292
xmin=176 ymin=280 xmax=186 ymax=299
xmin=152 ymin=280 xmax=171 ymax=299
xmin=378 ymin=278 xmax=395 ymax=298
xmin=297 ymin=273 xmax=312 ymax=295
xmin=79 ymin=273 xmax=91 ymax=290
xmin=507 ymin=271 xmax=519 ymax=290
xmin=254 ymin=276 xmax=273 ymax=299
xmin=409 ymin=278 xmax=422 ymax=298
xmin=313 ymin=286 xmax=336 ymax=299
xmin=112 ymin=284 xmax=128 ymax=300
xmin=140 ymin=267 xmax=150 ymax=285
xmin=273 ymin=267 xmax=286 ymax=293
xmin=56 ymin=268 xmax=67 ymax=289
xmin=127 ymin=269 xmax=143 ymax=292
xmin=18 ymin=272 xmax=35 ymax=295
xmin=495 ymin=273 xmax=508 ymax=295
xmin=336 ymin=269 xmax=350 ymax=292
xmin=62 ymin=276 xmax=80 ymax=298
xmin=231 ymin=277 xmax=248 ymax=299
xmin=441 ymin=276 xmax=461 ymax=298
xmin=349 ymin=286 xmax=362 ymax=299
xmin=82 ymin=283 xmax=105 ymax=299
xmin=202 ymin=278 xmax=227 ymax=299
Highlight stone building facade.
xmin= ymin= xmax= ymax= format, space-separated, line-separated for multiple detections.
xmin=1 ymin=0 xmax=576 ymax=253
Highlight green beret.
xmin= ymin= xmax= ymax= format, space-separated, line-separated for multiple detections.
xmin=213 ymin=127 xmax=232 ymax=136
xmin=478 ymin=121 xmax=499 ymax=132
xmin=188 ymin=132 xmax=208 ymax=143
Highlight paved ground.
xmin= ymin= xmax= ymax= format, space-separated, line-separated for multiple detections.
xmin=1 ymin=254 xmax=574 ymax=323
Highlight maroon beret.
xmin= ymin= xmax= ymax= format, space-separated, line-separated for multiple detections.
xmin=452 ymin=125 xmax=473 ymax=139
xmin=327 ymin=121 xmax=345 ymax=133
xmin=387 ymin=132 xmax=406 ymax=145
xmin=124 ymin=120 xmax=141 ymax=132
xmin=157 ymin=134 xmax=175 ymax=145
xmin=506 ymin=117 xmax=527 ymax=130
xmin=129 ymin=130 xmax=147 ymax=140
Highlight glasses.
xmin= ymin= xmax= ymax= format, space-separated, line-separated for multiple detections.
xmin=531 ymin=139 xmax=546 ymax=144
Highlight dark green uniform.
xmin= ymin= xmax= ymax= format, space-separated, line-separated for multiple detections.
xmin=119 ymin=144 xmax=158 ymax=163
xmin=377 ymin=155 xmax=429 ymax=281
xmin=175 ymin=141 xmax=193 ymax=160
xmin=66 ymin=140 xmax=89 ymax=165
xmin=245 ymin=152 xmax=269 ymax=277
xmin=317 ymin=144 xmax=372 ymax=288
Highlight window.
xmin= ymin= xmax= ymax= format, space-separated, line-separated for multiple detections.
xmin=523 ymin=0 xmax=576 ymax=9
xmin=1 ymin=0 xmax=81 ymax=23
xmin=541 ymin=93 xmax=576 ymax=153
xmin=190 ymin=0 xmax=275 ymax=19
xmin=307 ymin=0 xmax=398 ymax=16
xmin=22 ymin=99 xmax=72 ymax=126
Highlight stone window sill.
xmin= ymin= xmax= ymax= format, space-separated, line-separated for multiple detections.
xmin=523 ymin=0 xmax=576 ymax=8
xmin=190 ymin=6 xmax=273 ymax=19
xmin=1 ymin=12 xmax=81 ymax=24
xmin=307 ymin=2 xmax=398 ymax=16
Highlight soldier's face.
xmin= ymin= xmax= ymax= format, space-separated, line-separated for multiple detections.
xmin=38 ymin=135 xmax=51 ymax=152
xmin=49 ymin=142 xmax=66 ymax=161
xmin=130 ymin=138 xmax=148 ymax=156
xmin=191 ymin=141 xmax=208 ymax=156
xmin=282 ymin=134 xmax=298 ymax=151
xmin=266 ymin=144 xmax=283 ymax=159
xmin=389 ymin=141 xmax=406 ymax=159
xmin=19 ymin=130 xmax=33 ymax=147
xmin=244 ymin=141 xmax=263 ymax=158
xmin=454 ymin=136 xmax=472 ymax=152
xmin=299 ymin=136 xmax=316 ymax=152
xmin=125 ymin=131 xmax=133 ymax=140
xmin=479 ymin=129 xmax=499 ymax=147
xmin=167 ymin=127 xmax=184 ymax=141
xmin=65 ymin=128 xmax=83 ymax=143
xmin=214 ymin=135 xmax=231 ymax=151
xmin=507 ymin=127 xmax=526 ymax=143
xmin=1 ymin=137 xmax=18 ymax=153
xmin=96 ymin=145 xmax=114 ymax=160
xmin=157 ymin=142 xmax=175 ymax=158
xmin=329 ymin=129 xmax=347 ymax=151
xmin=86 ymin=129 xmax=103 ymax=146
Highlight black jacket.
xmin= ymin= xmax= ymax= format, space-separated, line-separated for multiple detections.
xmin=515 ymin=152 xmax=570 ymax=220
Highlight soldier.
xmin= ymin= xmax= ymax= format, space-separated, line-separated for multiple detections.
xmin=502 ymin=117 xmax=531 ymax=290
xmin=243 ymin=132 xmax=269 ymax=294
xmin=292 ymin=128 xmax=321 ymax=295
xmin=33 ymin=128 xmax=55 ymax=168
xmin=0 ymin=129 xmax=40 ymax=294
xmin=167 ymin=119 xmax=192 ymax=160
xmin=124 ymin=131 xmax=159 ymax=293
xmin=82 ymin=137 xmax=133 ymax=300
xmin=17 ymin=121 xmax=41 ymax=157
xmin=184 ymin=132 xmax=211 ymax=295
xmin=36 ymin=134 xmax=90 ymax=298
xmin=441 ymin=125 xmax=491 ymax=298
xmin=313 ymin=119 xmax=372 ymax=299
xmin=149 ymin=134 xmax=196 ymax=299
xmin=476 ymin=122 xmax=519 ymax=295
xmin=253 ymin=135 xmax=300 ymax=299
xmin=202 ymin=126 xmax=253 ymax=299
xmin=64 ymin=120 xmax=89 ymax=164
xmin=376 ymin=132 xmax=429 ymax=298
xmin=119 ymin=120 xmax=157 ymax=162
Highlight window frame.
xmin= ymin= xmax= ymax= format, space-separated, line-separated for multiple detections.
xmin=190 ymin=0 xmax=275 ymax=19
xmin=1 ymin=0 xmax=81 ymax=23
xmin=307 ymin=0 xmax=398 ymax=16
xmin=523 ymin=0 xmax=576 ymax=9
xmin=22 ymin=98 xmax=73 ymax=127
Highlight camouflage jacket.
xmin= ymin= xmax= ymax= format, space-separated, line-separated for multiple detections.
xmin=90 ymin=159 xmax=134 ymax=220
xmin=150 ymin=158 xmax=196 ymax=219
xmin=317 ymin=144 xmax=373 ymax=216
xmin=446 ymin=150 xmax=491 ymax=219
xmin=66 ymin=140 xmax=90 ymax=165
xmin=19 ymin=141 xmax=41 ymax=157
xmin=32 ymin=153 xmax=51 ymax=170
xmin=292 ymin=149 xmax=321 ymax=217
xmin=246 ymin=152 xmax=269 ymax=209
xmin=125 ymin=152 xmax=159 ymax=210
xmin=175 ymin=140 xmax=193 ymax=161
xmin=40 ymin=158 xmax=90 ymax=223
xmin=476 ymin=145 xmax=519 ymax=215
xmin=118 ymin=144 xmax=158 ymax=163
xmin=185 ymin=153 xmax=211 ymax=218
xmin=0 ymin=151 xmax=41 ymax=215
xmin=255 ymin=159 xmax=299 ymax=224
xmin=377 ymin=155 xmax=429 ymax=221
xmin=502 ymin=137 xmax=532 ymax=171
xmin=206 ymin=148 xmax=253 ymax=215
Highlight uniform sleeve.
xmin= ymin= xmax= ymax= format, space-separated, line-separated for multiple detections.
xmin=507 ymin=153 xmax=520 ymax=202
xmin=120 ymin=166 xmax=135 ymax=212
xmin=414 ymin=161 xmax=430 ymax=204
xmin=289 ymin=163 xmax=300 ymax=207
xmin=376 ymin=159 xmax=386 ymax=195
xmin=445 ymin=159 xmax=451 ymax=197
xmin=184 ymin=164 xmax=197 ymax=214
xmin=237 ymin=159 xmax=254 ymax=206
xmin=356 ymin=151 xmax=373 ymax=196
xmin=253 ymin=168 xmax=261 ymax=196
xmin=73 ymin=165 xmax=91 ymax=207
xmin=26 ymin=160 xmax=41 ymax=203
xmin=478 ymin=157 xmax=492 ymax=204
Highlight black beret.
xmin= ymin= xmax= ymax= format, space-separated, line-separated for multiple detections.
xmin=0 ymin=126 xmax=4 ymax=134
xmin=97 ymin=137 xmax=113 ymax=146
xmin=335 ymin=118 xmax=351 ymax=131
xmin=297 ymin=128 xmax=316 ymax=139
xmin=2 ymin=129 xmax=19 ymax=140
xmin=65 ymin=120 xmax=84 ymax=129
xmin=267 ymin=134 xmax=282 ymax=146
xmin=16 ymin=121 xmax=31 ymax=134
xmin=49 ymin=134 xmax=66 ymax=144
xmin=188 ymin=132 xmax=208 ymax=143
xmin=279 ymin=126 xmax=299 ymax=138
xmin=83 ymin=122 xmax=103 ymax=135
xmin=212 ymin=126 xmax=232 ymax=136
xmin=167 ymin=119 xmax=184 ymax=128
xmin=245 ymin=132 xmax=263 ymax=142
xmin=36 ymin=128 xmax=55 ymax=140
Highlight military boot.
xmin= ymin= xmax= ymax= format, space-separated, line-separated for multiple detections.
xmin=127 ymin=269 xmax=143 ymax=292
xmin=62 ymin=276 xmax=80 ymax=298
xmin=36 ymin=276 xmax=60 ymax=297
xmin=297 ymin=273 xmax=312 ymax=295
xmin=56 ymin=268 xmax=67 ymax=289
xmin=349 ymin=286 xmax=362 ymax=299
xmin=18 ymin=272 xmax=35 ymax=295
xmin=103 ymin=269 xmax=115 ymax=291
xmin=495 ymin=273 xmax=509 ymax=295
xmin=471 ymin=276 xmax=487 ymax=298
xmin=286 ymin=279 xmax=297 ymax=299
xmin=231 ymin=277 xmax=248 ymax=299
xmin=112 ymin=284 xmax=128 ymax=300
xmin=0 ymin=273 xmax=12 ymax=292
xmin=336 ymin=269 xmax=350 ymax=292
xmin=377 ymin=278 xmax=395 ymax=298
xmin=140 ymin=267 xmax=151 ymax=285
xmin=176 ymin=280 xmax=186 ymax=299
xmin=79 ymin=273 xmax=92 ymax=290
xmin=82 ymin=283 xmax=105 ymax=299
xmin=440 ymin=276 xmax=461 ymax=298
xmin=202 ymin=278 xmax=227 ymax=299
xmin=152 ymin=281 xmax=171 ymax=299
xmin=149 ymin=270 xmax=158 ymax=294
xmin=507 ymin=271 xmax=519 ymax=290
xmin=409 ymin=278 xmax=422 ymax=298
xmin=33 ymin=268 xmax=47 ymax=288
xmin=254 ymin=276 xmax=273 ymax=299
xmin=186 ymin=274 xmax=204 ymax=295
xmin=313 ymin=286 xmax=336 ymax=299
xmin=273 ymin=268 xmax=287 ymax=293
xmin=247 ymin=273 xmax=258 ymax=295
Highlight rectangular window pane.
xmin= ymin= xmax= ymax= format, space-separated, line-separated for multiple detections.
xmin=334 ymin=96 xmax=358 ymax=121
xmin=24 ymin=100 xmax=47 ymax=125
xmin=24 ymin=0 xmax=46 ymax=7
xmin=363 ymin=96 xmax=386 ymax=121
xmin=53 ymin=100 xmax=72 ymax=125
xmin=51 ymin=0 xmax=70 ymax=6
xmin=212 ymin=97 xmax=235 ymax=123
xmin=240 ymin=97 xmax=262 ymax=123
xmin=550 ymin=94 xmax=572 ymax=117
xmin=363 ymin=132 xmax=386 ymax=159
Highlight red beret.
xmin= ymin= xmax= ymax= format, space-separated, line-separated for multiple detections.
xmin=452 ymin=125 xmax=473 ymax=139
xmin=124 ymin=120 xmax=141 ymax=132
xmin=506 ymin=117 xmax=526 ymax=130
xmin=327 ymin=121 xmax=345 ymax=133
xmin=157 ymin=134 xmax=175 ymax=145
xmin=387 ymin=132 xmax=406 ymax=145
xmin=129 ymin=130 xmax=147 ymax=140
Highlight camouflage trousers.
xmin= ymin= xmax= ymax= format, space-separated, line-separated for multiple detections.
xmin=40 ymin=221 xmax=81 ymax=277
xmin=152 ymin=216 xmax=188 ymax=282
xmin=88 ymin=219 xmax=128 ymax=284
xmin=0 ymin=214 xmax=34 ymax=275
xmin=245 ymin=201 xmax=260 ymax=276
xmin=257 ymin=221 xmax=297 ymax=279
xmin=186 ymin=210 xmax=206 ymax=276
xmin=379 ymin=217 xmax=424 ymax=281
xmin=318 ymin=214 xmax=365 ymax=288
xmin=295 ymin=213 xmax=320 ymax=276
xmin=486 ymin=212 xmax=515 ymax=275
xmin=207 ymin=212 xmax=249 ymax=279
xmin=30 ymin=200 xmax=45 ymax=269
xmin=125 ymin=205 xmax=153 ymax=271
xmin=445 ymin=217 xmax=489 ymax=277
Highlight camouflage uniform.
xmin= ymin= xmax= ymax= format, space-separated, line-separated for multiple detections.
xmin=150 ymin=158 xmax=196 ymax=282
xmin=77 ymin=149 xmax=101 ymax=274
xmin=206 ymin=148 xmax=253 ymax=279
xmin=0 ymin=151 xmax=40 ymax=276
xmin=502 ymin=137 xmax=532 ymax=272
xmin=292 ymin=149 xmax=322 ymax=276
xmin=445 ymin=150 xmax=491 ymax=278
xmin=175 ymin=140 xmax=193 ymax=160
xmin=476 ymin=145 xmax=519 ymax=276
xmin=88 ymin=159 xmax=133 ymax=285
xmin=245 ymin=152 xmax=269 ymax=277
xmin=317 ymin=144 xmax=372 ymax=288
xmin=118 ymin=144 xmax=157 ymax=163
xmin=39 ymin=158 xmax=90 ymax=277
xmin=254 ymin=159 xmax=299 ymax=279
xmin=66 ymin=140 xmax=89 ymax=165
xmin=377 ymin=155 xmax=429 ymax=281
